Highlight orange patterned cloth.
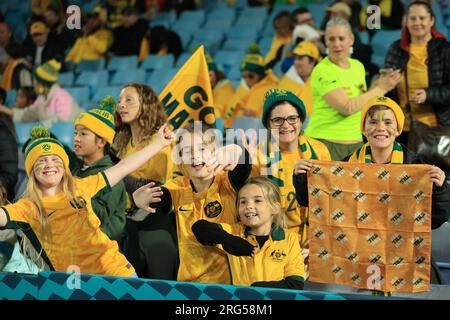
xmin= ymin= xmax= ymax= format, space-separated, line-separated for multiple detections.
xmin=307 ymin=160 xmax=432 ymax=293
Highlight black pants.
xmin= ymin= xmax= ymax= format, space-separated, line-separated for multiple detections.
xmin=123 ymin=212 xmax=179 ymax=280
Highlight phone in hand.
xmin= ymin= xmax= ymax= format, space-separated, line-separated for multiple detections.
xmin=379 ymin=68 xmax=394 ymax=75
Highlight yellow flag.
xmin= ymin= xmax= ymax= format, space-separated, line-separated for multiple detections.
xmin=159 ymin=46 xmax=216 ymax=129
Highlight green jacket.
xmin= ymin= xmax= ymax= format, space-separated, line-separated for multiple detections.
xmin=66 ymin=148 xmax=127 ymax=242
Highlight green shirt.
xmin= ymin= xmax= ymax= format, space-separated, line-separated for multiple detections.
xmin=305 ymin=57 xmax=366 ymax=141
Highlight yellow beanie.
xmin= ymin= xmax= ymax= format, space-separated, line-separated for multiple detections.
xmin=361 ymin=96 xmax=405 ymax=134
xmin=74 ymin=96 xmax=116 ymax=144
xmin=34 ymin=59 xmax=61 ymax=87
xmin=25 ymin=126 xmax=69 ymax=176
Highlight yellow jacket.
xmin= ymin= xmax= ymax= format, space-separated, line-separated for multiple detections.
xmin=264 ymin=34 xmax=292 ymax=65
xmin=213 ymin=79 xmax=235 ymax=118
xmin=65 ymin=29 xmax=113 ymax=64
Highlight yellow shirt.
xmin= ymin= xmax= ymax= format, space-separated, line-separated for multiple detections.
xmin=164 ymin=172 xmax=238 ymax=284
xmin=213 ymin=79 xmax=235 ymax=119
xmin=218 ymin=223 xmax=305 ymax=286
xmin=65 ymin=29 xmax=113 ymax=64
xmin=138 ymin=37 xmax=169 ymax=62
xmin=397 ymin=43 xmax=437 ymax=130
xmin=226 ymin=70 xmax=279 ymax=126
xmin=251 ymin=136 xmax=331 ymax=245
xmin=278 ymin=68 xmax=313 ymax=116
xmin=1 ymin=172 xmax=135 ymax=277
xmin=264 ymin=34 xmax=292 ymax=64
xmin=121 ymin=136 xmax=174 ymax=184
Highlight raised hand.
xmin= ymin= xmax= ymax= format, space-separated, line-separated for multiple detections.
xmin=132 ymin=182 xmax=163 ymax=213
xmin=294 ymin=159 xmax=314 ymax=175
xmin=240 ymin=129 xmax=258 ymax=160
xmin=208 ymin=144 xmax=244 ymax=175
xmin=378 ymin=69 xmax=402 ymax=93
xmin=156 ymin=123 xmax=175 ymax=147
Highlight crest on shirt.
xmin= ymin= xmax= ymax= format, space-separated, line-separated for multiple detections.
xmin=270 ymin=249 xmax=287 ymax=262
xmin=69 ymin=196 xmax=87 ymax=209
xmin=204 ymin=200 xmax=222 ymax=218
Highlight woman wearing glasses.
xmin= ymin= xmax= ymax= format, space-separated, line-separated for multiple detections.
xmin=304 ymin=17 xmax=401 ymax=160
xmin=244 ymin=88 xmax=330 ymax=272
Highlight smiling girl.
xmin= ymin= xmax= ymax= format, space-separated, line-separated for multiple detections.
xmin=0 ymin=124 xmax=174 ymax=276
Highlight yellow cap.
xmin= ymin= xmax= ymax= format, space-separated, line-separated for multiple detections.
xmin=361 ymin=96 xmax=405 ymax=134
xmin=30 ymin=21 xmax=49 ymax=35
xmin=292 ymin=41 xmax=321 ymax=61
xmin=327 ymin=2 xmax=352 ymax=18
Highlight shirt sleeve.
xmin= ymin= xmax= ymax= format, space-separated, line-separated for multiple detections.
xmin=77 ymin=172 xmax=111 ymax=200
xmin=284 ymin=231 xmax=306 ymax=279
xmin=1 ymin=199 xmax=34 ymax=229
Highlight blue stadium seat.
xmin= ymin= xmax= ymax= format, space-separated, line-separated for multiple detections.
xmin=107 ymin=56 xmax=138 ymax=71
xmin=92 ymin=86 xmax=122 ymax=103
xmin=233 ymin=16 xmax=265 ymax=31
xmin=141 ymin=55 xmax=175 ymax=70
xmin=240 ymin=6 xmax=268 ymax=20
xmin=109 ymin=69 xmax=146 ymax=86
xmin=15 ymin=122 xmax=42 ymax=146
xmin=227 ymin=26 xmax=258 ymax=41
xmin=260 ymin=22 xmax=275 ymax=38
xmin=190 ymin=31 xmax=224 ymax=56
xmin=146 ymin=68 xmax=178 ymax=92
xmin=209 ymin=8 xmax=236 ymax=22
xmin=222 ymin=38 xmax=252 ymax=52
xmin=5 ymin=89 xmax=17 ymax=106
xmin=58 ymin=72 xmax=75 ymax=87
xmin=65 ymin=86 xmax=91 ymax=105
xmin=226 ymin=116 xmax=264 ymax=144
xmin=178 ymin=10 xmax=206 ymax=26
xmin=227 ymin=65 xmax=242 ymax=81
xmin=371 ymin=30 xmax=401 ymax=67
xmin=175 ymin=52 xmax=191 ymax=68
xmin=75 ymin=59 xmax=106 ymax=73
xmin=75 ymin=70 xmax=109 ymax=96
xmin=308 ymin=3 xmax=328 ymax=28
xmin=214 ymin=50 xmax=246 ymax=69
xmin=151 ymin=11 xmax=177 ymax=28
xmin=50 ymin=122 xmax=74 ymax=148
xmin=203 ymin=18 xmax=234 ymax=32
xmin=175 ymin=29 xmax=194 ymax=51
xmin=259 ymin=36 xmax=273 ymax=55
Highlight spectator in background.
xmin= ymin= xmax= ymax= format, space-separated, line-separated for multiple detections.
xmin=14 ymin=86 xmax=37 ymax=109
xmin=111 ymin=6 xmax=148 ymax=56
xmin=161 ymin=0 xmax=198 ymax=16
xmin=205 ymin=53 xmax=235 ymax=119
xmin=0 ymin=59 xmax=81 ymax=126
xmin=265 ymin=11 xmax=294 ymax=66
xmin=278 ymin=41 xmax=321 ymax=117
xmin=384 ymin=0 xmax=450 ymax=145
xmin=225 ymin=44 xmax=279 ymax=126
xmin=23 ymin=21 xmax=65 ymax=68
xmin=139 ymin=25 xmax=182 ymax=61
xmin=293 ymin=7 xmax=316 ymax=28
xmin=321 ymin=1 xmax=362 ymax=31
xmin=304 ymin=17 xmax=401 ymax=160
xmin=360 ymin=0 xmax=405 ymax=31
xmin=104 ymin=0 xmax=136 ymax=29
xmin=0 ymin=42 xmax=33 ymax=91
xmin=43 ymin=5 xmax=79 ymax=51
xmin=65 ymin=8 xmax=113 ymax=65
xmin=0 ymin=22 xmax=13 ymax=73
xmin=0 ymin=88 xmax=18 ymax=203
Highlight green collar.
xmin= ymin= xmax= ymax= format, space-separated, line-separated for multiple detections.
xmin=244 ymin=225 xmax=285 ymax=241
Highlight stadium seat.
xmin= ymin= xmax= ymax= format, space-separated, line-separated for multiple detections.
xmin=208 ymin=8 xmax=236 ymax=22
xmin=75 ymin=70 xmax=109 ymax=96
xmin=75 ymin=59 xmax=106 ymax=73
xmin=176 ymin=52 xmax=191 ymax=68
xmin=58 ymin=72 xmax=75 ymax=87
xmin=260 ymin=22 xmax=275 ymax=38
xmin=141 ymin=55 xmax=175 ymax=70
xmin=146 ymin=68 xmax=178 ymax=93
xmin=91 ymin=86 xmax=122 ymax=103
xmin=109 ymin=69 xmax=146 ymax=86
xmin=150 ymin=11 xmax=177 ymax=28
xmin=214 ymin=51 xmax=246 ymax=69
xmin=227 ymin=65 xmax=242 ymax=81
xmin=233 ymin=16 xmax=265 ymax=32
xmin=66 ymin=86 xmax=91 ymax=105
xmin=226 ymin=116 xmax=264 ymax=144
xmin=15 ymin=122 xmax=42 ymax=146
xmin=258 ymin=36 xmax=273 ymax=55
xmin=371 ymin=30 xmax=401 ymax=67
xmin=178 ymin=10 xmax=206 ymax=27
xmin=50 ymin=122 xmax=74 ymax=148
xmin=107 ymin=56 xmax=138 ymax=71
xmin=222 ymin=38 xmax=251 ymax=52
xmin=175 ymin=29 xmax=194 ymax=51
xmin=240 ymin=6 xmax=268 ymax=20
xmin=227 ymin=26 xmax=258 ymax=41
xmin=5 ymin=89 xmax=17 ymax=106
xmin=203 ymin=18 xmax=234 ymax=32
xmin=308 ymin=3 xmax=328 ymax=28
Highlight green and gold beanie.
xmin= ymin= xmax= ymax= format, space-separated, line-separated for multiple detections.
xmin=33 ymin=59 xmax=61 ymax=87
xmin=261 ymin=88 xmax=307 ymax=128
xmin=74 ymin=96 xmax=117 ymax=144
xmin=205 ymin=52 xmax=218 ymax=72
xmin=25 ymin=126 xmax=69 ymax=176
xmin=240 ymin=43 xmax=266 ymax=76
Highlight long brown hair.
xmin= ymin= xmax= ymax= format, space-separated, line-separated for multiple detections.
xmin=114 ymin=83 xmax=167 ymax=157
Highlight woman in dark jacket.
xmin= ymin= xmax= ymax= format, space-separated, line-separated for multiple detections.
xmin=384 ymin=0 xmax=450 ymax=144
xmin=293 ymin=96 xmax=450 ymax=284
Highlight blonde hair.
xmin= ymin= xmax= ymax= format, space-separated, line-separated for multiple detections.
xmin=237 ymin=176 xmax=287 ymax=230
xmin=114 ymin=83 xmax=167 ymax=157
xmin=20 ymin=164 xmax=86 ymax=270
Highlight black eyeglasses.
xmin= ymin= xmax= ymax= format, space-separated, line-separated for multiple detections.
xmin=270 ymin=115 xmax=300 ymax=126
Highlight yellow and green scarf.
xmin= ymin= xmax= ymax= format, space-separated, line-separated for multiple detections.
xmin=264 ymin=135 xmax=318 ymax=187
xmin=349 ymin=141 xmax=404 ymax=164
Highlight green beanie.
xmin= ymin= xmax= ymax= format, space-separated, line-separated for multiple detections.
xmin=240 ymin=43 xmax=266 ymax=76
xmin=261 ymin=88 xmax=307 ymax=128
